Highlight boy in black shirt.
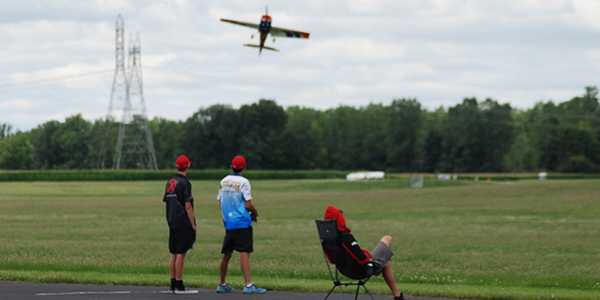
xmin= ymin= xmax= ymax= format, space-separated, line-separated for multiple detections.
xmin=163 ymin=155 xmax=197 ymax=294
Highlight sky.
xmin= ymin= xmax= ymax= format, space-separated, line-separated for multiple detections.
xmin=1 ymin=0 xmax=599 ymax=132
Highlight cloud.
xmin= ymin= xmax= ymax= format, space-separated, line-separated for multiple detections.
xmin=6 ymin=61 xmax=112 ymax=89
xmin=0 ymin=0 xmax=595 ymax=132
xmin=142 ymin=53 xmax=177 ymax=67
xmin=293 ymin=37 xmax=407 ymax=62
xmin=572 ymin=0 xmax=600 ymax=30
xmin=0 ymin=98 xmax=36 ymax=110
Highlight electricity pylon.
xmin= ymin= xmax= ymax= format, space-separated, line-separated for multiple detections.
xmin=113 ymin=32 xmax=158 ymax=169
xmin=99 ymin=15 xmax=126 ymax=169
xmin=101 ymin=15 xmax=158 ymax=170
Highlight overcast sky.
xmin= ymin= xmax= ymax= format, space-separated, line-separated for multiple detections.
xmin=1 ymin=0 xmax=599 ymax=132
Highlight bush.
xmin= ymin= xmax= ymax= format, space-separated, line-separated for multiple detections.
xmin=0 ymin=170 xmax=348 ymax=182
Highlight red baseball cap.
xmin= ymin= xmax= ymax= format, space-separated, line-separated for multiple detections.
xmin=231 ymin=155 xmax=246 ymax=169
xmin=175 ymin=155 xmax=191 ymax=168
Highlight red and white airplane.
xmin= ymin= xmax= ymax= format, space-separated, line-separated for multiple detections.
xmin=220 ymin=7 xmax=310 ymax=55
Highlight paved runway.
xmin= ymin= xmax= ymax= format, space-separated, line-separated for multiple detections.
xmin=0 ymin=281 xmax=464 ymax=300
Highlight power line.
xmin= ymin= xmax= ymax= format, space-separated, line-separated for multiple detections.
xmin=0 ymin=38 xmax=114 ymax=59
xmin=143 ymin=66 xmax=345 ymax=99
xmin=0 ymin=70 xmax=113 ymax=89
xmin=145 ymin=66 xmax=600 ymax=122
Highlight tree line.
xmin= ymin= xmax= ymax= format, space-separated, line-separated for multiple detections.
xmin=1 ymin=87 xmax=598 ymax=173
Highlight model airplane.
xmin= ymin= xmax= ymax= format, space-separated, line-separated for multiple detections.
xmin=220 ymin=7 xmax=310 ymax=55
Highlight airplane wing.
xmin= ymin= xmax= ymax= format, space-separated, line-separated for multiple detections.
xmin=220 ymin=19 xmax=259 ymax=30
xmin=270 ymin=26 xmax=310 ymax=39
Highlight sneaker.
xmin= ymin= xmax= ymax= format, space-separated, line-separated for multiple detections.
xmin=394 ymin=293 xmax=405 ymax=300
xmin=216 ymin=283 xmax=235 ymax=293
xmin=169 ymin=279 xmax=176 ymax=294
xmin=174 ymin=286 xmax=199 ymax=295
xmin=243 ymin=283 xmax=266 ymax=294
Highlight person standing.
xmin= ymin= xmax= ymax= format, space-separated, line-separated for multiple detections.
xmin=216 ymin=155 xmax=266 ymax=294
xmin=163 ymin=155 xmax=198 ymax=294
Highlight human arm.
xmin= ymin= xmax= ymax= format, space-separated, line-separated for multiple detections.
xmin=185 ymin=201 xmax=196 ymax=231
xmin=340 ymin=233 xmax=371 ymax=264
xmin=245 ymin=200 xmax=258 ymax=221
xmin=183 ymin=180 xmax=196 ymax=230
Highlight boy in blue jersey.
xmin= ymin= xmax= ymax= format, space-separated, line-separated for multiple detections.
xmin=216 ymin=155 xmax=266 ymax=294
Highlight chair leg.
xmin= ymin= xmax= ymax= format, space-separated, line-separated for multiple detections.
xmin=361 ymin=284 xmax=375 ymax=300
xmin=323 ymin=285 xmax=337 ymax=300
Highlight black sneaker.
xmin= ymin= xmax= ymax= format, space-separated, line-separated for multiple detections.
xmin=174 ymin=281 xmax=198 ymax=295
xmin=174 ymin=286 xmax=198 ymax=295
xmin=394 ymin=293 xmax=405 ymax=300
xmin=169 ymin=279 xmax=176 ymax=294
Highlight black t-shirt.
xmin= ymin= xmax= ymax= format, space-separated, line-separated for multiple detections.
xmin=163 ymin=174 xmax=194 ymax=229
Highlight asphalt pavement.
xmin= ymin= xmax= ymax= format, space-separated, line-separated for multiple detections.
xmin=0 ymin=281 xmax=466 ymax=300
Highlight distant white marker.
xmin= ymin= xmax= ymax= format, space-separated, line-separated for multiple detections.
xmin=37 ymin=291 xmax=132 ymax=296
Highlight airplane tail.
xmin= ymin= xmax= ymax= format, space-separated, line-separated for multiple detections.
xmin=243 ymin=44 xmax=279 ymax=52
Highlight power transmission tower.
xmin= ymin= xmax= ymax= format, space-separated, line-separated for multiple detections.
xmin=99 ymin=15 xmax=126 ymax=169
xmin=113 ymin=32 xmax=158 ymax=169
xmin=101 ymin=15 xmax=158 ymax=170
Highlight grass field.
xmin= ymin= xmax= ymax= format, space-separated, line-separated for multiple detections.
xmin=0 ymin=178 xmax=598 ymax=300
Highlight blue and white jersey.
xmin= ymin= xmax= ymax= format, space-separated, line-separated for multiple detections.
xmin=217 ymin=173 xmax=253 ymax=230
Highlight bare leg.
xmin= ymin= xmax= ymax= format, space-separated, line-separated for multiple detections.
xmin=241 ymin=252 xmax=252 ymax=285
xmin=169 ymin=254 xmax=177 ymax=279
xmin=381 ymin=235 xmax=392 ymax=247
xmin=379 ymin=236 xmax=401 ymax=297
xmin=219 ymin=252 xmax=233 ymax=284
xmin=382 ymin=261 xmax=401 ymax=297
xmin=175 ymin=253 xmax=186 ymax=280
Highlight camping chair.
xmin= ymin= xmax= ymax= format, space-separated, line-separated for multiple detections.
xmin=315 ymin=219 xmax=375 ymax=300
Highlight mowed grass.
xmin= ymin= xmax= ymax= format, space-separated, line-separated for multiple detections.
xmin=0 ymin=178 xmax=599 ymax=300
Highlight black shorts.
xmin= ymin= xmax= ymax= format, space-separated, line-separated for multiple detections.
xmin=169 ymin=227 xmax=196 ymax=254
xmin=221 ymin=227 xmax=253 ymax=254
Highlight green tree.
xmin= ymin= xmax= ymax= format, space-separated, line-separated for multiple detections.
xmin=56 ymin=115 xmax=91 ymax=169
xmin=354 ymin=104 xmax=387 ymax=170
xmin=30 ymin=120 xmax=62 ymax=169
xmin=150 ymin=117 xmax=183 ymax=169
xmin=320 ymin=106 xmax=364 ymax=170
xmin=385 ymin=99 xmax=422 ymax=172
xmin=503 ymin=109 xmax=538 ymax=172
xmin=181 ymin=104 xmax=240 ymax=169
xmin=238 ymin=99 xmax=288 ymax=169
xmin=92 ymin=118 xmax=119 ymax=169
xmin=29 ymin=115 xmax=92 ymax=169
xmin=528 ymin=87 xmax=600 ymax=173
xmin=283 ymin=106 xmax=326 ymax=169
xmin=421 ymin=107 xmax=446 ymax=172
xmin=441 ymin=98 xmax=513 ymax=172
xmin=0 ymin=123 xmax=13 ymax=140
xmin=0 ymin=133 xmax=34 ymax=170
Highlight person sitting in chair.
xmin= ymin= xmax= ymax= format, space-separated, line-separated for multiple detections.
xmin=323 ymin=205 xmax=405 ymax=300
